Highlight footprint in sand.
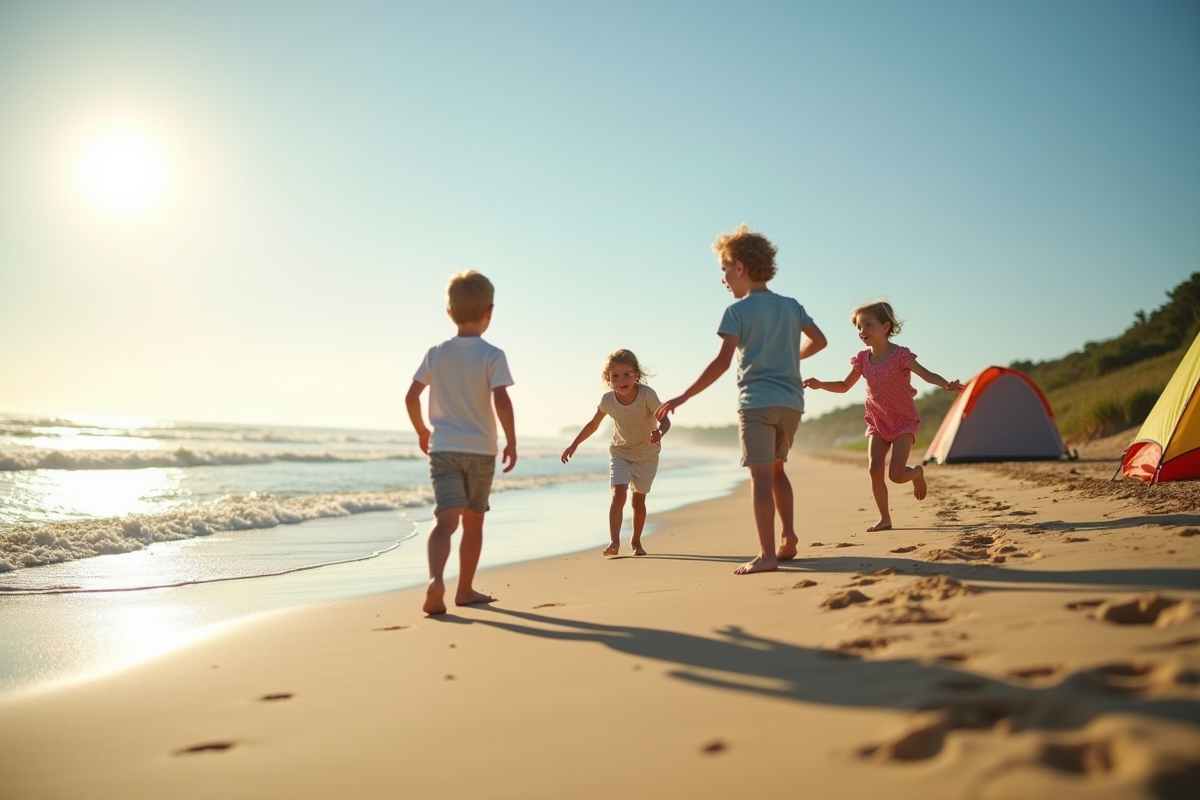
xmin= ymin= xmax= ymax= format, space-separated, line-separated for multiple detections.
xmin=836 ymin=636 xmax=904 ymax=657
xmin=533 ymin=603 xmax=564 ymax=609
xmin=175 ymin=742 xmax=235 ymax=756
xmin=1063 ymin=536 xmax=1090 ymax=543
xmin=835 ymin=542 xmax=861 ymax=548
xmin=890 ymin=545 xmax=918 ymax=554
xmin=822 ymin=589 xmax=871 ymax=609
xmin=701 ymin=739 xmax=728 ymax=755
xmin=1072 ymin=661 xmax=1200 ymax=697
xmin=373 ymin=625 xmax=410 ymax=632
xmin=1067 ymin=593 xmax=1196 ymax=627
xmin=791 ymin=580 xmax=818 ymax=589
xmin=1008 ymin=665 xmax=1063 ymax=682
xmin=259 ymin=693 xmax=293 ymax=702
xmin=1177 ymin=528 xmax=1199 ymax=538
xmin=859 ymin=700 xmax=1024 ymax=761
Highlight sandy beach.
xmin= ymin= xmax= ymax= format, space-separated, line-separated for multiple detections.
xmin=2 ymin=443 xmax=1199 ymax=800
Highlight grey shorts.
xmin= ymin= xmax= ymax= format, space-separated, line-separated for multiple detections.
xmin=429 ymin=451 xmax=496 ymax=515
xmin=738 ymin=406 xmax=802 ymax=466
xmin=610 ymin=455 xmax=659 ymax=494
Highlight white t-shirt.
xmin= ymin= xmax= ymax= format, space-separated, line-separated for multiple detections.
xmin=413 ymin=336 xmax=513 ymax=455
xmin=598 ymin=384 xmax=662 ymax=461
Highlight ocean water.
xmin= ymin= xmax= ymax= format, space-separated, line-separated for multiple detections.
xmin=0 ymin=413 xmax=744 ymax=693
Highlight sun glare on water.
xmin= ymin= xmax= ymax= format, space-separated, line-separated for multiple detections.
xmin=77 ymin=130 xmax=169 ymax=214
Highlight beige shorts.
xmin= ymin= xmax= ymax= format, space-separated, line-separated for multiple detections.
xmin=429 ymin=451 xmax=495 ymax=514
xmin=738 ymin=406 xmax=802 ymax=466
xmin=610 ymin=455 xmax=659 ymax=494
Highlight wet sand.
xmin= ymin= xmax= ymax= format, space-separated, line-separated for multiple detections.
xmin=1 ymin=444 xmax=1198 ymax=799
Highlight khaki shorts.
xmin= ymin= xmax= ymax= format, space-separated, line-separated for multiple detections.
xmin=738 ymin=406 xmax=802 ymax=466
xmin=430 ymin=451 xmax=495 ymax=515
xmin=610 ymin=455 xmax=659 ymax=494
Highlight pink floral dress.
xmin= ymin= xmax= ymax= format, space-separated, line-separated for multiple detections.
xmin=851 ymin=346 xmax=921 ymax=442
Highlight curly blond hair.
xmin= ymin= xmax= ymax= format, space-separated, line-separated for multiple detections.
xmin=446 ymin=270 xmax=494 ymax=324
xmin=711 ymin=223 xmax=778 ymax=282
xmin=851 ymin=300 xmax=903 ymax=337
xmin=601 ymin=349 xmax=653 ymax=386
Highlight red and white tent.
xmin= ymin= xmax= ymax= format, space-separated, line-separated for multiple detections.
xmin=924 ymin=366 xmax=1066 ymax=464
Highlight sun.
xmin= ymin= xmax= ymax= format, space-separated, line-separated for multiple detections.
xmin=77 ymin=130 xmax=169 ymax=214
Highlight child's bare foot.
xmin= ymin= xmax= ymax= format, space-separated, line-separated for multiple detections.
xmin=602 ymin=543 xmax=619 ymax=556
xmin=776 ymin=534 xmax=799 ymax=561
xmin=867 ymin=519 xmax=892 ymax=532
xmin=912 ymin=465 xmax=927 ymax=500
xmin=632 ymin=543 xmax=647 ymax=556
xmin=423 ymin=579 xmax=447 ymax=615
xmin=455 ymin=588 xmax=496 ymax=606
xmin=733 ymin=555 xmax=778 ymax=575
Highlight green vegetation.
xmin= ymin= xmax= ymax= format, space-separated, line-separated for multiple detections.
xmin=796 ymin=273 xmax=1200 ymax=450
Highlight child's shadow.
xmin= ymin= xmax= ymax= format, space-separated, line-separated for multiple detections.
xmin=470 ymin=606 xmax=1200 ymax=731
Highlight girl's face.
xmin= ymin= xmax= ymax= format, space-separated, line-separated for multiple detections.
xmin=608 ymin=363 xmax=639 ymax=396
xmin=855 ymin=313 xmax=891 ymax=347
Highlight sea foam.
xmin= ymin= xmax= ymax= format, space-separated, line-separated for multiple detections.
xmin=0 ymin=487 xmax=431 ymax=573
xmin=0 ymin=448 xmax=419 ymax=472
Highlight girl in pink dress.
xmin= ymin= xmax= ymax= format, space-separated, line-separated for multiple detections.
xmin=804 ymin=301 xmax=963 ymax=532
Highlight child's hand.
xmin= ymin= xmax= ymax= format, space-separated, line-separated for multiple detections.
xmin=502 ymin=442 xmax=518 ymax=473
xmin=803 ymin=378 xmax=822 ymax=390
xmin=561 ymin=445 xmax=576 ymax=464
xmin=649 ymin=429 xmax=663 ymax=445
xmin=946 ymin=380 xmax=965 ymax=392
xmin=655 ymin=396 xmax=686 ymax=420
xmin=417 ymin=429 xmax=431 ymax=454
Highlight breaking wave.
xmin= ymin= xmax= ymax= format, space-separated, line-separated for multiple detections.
xmin=0 ymin=487 xmax=432 ymax=574
xmin=0 ymin=448 xmax=419 ymax=472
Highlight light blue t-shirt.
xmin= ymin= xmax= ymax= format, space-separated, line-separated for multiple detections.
xmin=717 ymin=291 xmax=814 ymax=412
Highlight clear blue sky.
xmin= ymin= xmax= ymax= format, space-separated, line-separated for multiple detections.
xmin=1 ymin=1 xmax=1197 ymax=434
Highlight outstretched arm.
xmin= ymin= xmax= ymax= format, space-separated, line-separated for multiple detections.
xmin=909 ymin=360 xmax=964 ymax=392
xmin=405 ymin=380 xmax=431 ymax=454
xmin=655 ymin=334 xmax=738 ymax=420
xmin=562 ymin=410 xmax=606 ymax=463
xmin=803 ymin=368 xmax=861 ymax=393
xmin=493 ymin=386 xmax=518 ymax=472
xmin=799 ymin=322 xmax=827 ymax=359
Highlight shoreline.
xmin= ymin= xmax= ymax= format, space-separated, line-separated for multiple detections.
xmin=2 ymin=451 xmax=1198 ymax=798
xmin=0 ymin=459 xmax=744 ymax=696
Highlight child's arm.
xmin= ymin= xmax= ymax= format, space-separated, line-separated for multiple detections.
xmin=561 ymin=410 xmax=605 ymax=463
xmin=650 ymin=412 xmax=671 ymax=444
xmin=405 ymin=380 xmax=431 ymax=454
xmin=493 ymin=386 xmax=518 ymax=473
xmin=803 ymin=369 xmax=861 ymax=393
xmin=799 ymin=322 xmax=827 ymax=359
xmin=909 ymin=360 xmax=964 ymax=392
xmin=655 ymin=334 xmax=738 ymax=419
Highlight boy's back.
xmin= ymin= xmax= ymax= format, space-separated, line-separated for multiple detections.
xmin=718 ymin=290 xmax=813 ymax=412
xmin=416 ymin=336 xmax=511 ymax=455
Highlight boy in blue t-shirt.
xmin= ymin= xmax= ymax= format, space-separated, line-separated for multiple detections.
xmin=657 ymin=224 xmax=826 ymax=574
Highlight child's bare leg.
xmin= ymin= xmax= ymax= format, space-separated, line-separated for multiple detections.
xmin=605 ymin=484 xmax=628 ymax=555
xmin=454 ymin=509 xmax=495 ymax=606
xmin=772 ymin=458 xmax=798 ymax=559
xmin=423 ymin=509 xmax=461 ymax=615
xmin=867 ymin=436 xmax=892 ymax=532
xmin=734 ymin=463 xmax=779 ymax=575
xmin=630 ymin=491 xmax=647 ymax=555
xmin=887 ymin=435 xmax=926 ymax=500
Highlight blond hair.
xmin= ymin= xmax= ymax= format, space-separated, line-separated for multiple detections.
xmin=851 ymin=300 xmax=903 ymax=337
xmin=711 ymin=223 xmax=778 ymax=282
xmin=601 ymin=349 xmax=653 ymax=386
xmin=446 ymin=270 xmax=494 ymax=324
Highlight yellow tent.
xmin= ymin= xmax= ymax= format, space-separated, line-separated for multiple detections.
xmin=1120 ymin=331 xmax=1200 ymax=483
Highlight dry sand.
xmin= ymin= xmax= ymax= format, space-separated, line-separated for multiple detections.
xmin=2 ymin=441 xmax=1198 ymax=799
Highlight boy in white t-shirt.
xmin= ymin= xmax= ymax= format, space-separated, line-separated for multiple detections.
xmin=405 ymin=271 xmax=517 ymax=615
